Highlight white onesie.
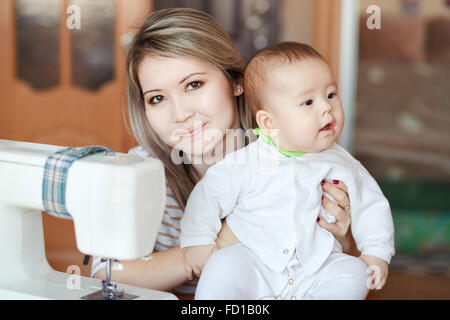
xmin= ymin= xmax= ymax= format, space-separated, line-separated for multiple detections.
xmin=180 ymin=136 xmax=395 ymax=299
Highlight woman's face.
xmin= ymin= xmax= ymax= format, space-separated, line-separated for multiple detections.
xmin=138 ymin=55 xmax=241 ymax=160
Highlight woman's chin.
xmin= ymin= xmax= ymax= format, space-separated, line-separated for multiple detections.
xmin=178 ymin=139 xmax=222 ymax=161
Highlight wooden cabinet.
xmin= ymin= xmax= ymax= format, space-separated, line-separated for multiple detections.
xmin=0 ymin=0 xmax=151 ymax=276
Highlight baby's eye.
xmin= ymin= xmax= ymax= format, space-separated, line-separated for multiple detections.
xmin=187 ymin=81 xmax=203 ymax=91
xmin=149 ymin=95 xmax=164 ymax=105
xmin=302 ymin=99 xmax=313 ymax=107
xmin=328 ymin=92 xmax=337 ymax=99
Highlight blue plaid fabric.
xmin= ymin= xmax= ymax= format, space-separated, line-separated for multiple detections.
xmin=42 ymin=145 xmax=114 ymax=219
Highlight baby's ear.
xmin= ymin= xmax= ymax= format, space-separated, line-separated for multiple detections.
xmin=255 ymin=110 xmax=276 ymax=134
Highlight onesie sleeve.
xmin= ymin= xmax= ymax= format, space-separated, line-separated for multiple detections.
xmin=179 ymin=162 xmax=240 ymax=249
xmin=348 ymin=164 xmax=396 ymax=264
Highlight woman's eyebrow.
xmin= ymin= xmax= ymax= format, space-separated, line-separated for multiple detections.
xmin=143 ymin=88 xmax=161 ymax=96
xmin=179 ymin=72 xmax=207 ymax=84
xmin=142 ymin=72 xmax=207 ymax=96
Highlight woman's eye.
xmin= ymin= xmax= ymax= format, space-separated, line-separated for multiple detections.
xmin=328 ymin=92 xmax=336 ymax=99
xmin=149 ymin=95 xmax=164 ymax=105
xmin=187 ymin=81 xmax=203 ymax=91
xmin=302 ymin=99 xmax=313 ymax=107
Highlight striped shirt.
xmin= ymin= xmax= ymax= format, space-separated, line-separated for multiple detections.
xmin=90 ymin=145 xmax=197 ymax=295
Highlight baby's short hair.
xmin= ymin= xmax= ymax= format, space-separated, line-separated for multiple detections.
xmin=244 ymin=42 xmax=324 ymax=114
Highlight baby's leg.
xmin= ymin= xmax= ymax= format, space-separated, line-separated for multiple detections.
xmin=303 ymin=252 xmax=369 ymax=300
xmin=195 ymin=243 xmax=276 ymax=300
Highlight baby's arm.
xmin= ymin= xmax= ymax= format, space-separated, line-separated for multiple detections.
xmin=348 ymin=165 xmax=395 ymax=290
xmin=180 ymin=162 xmax=241 ymax=278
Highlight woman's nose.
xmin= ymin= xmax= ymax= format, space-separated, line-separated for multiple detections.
xmin=171 ymin=97 xmax=194 ymax=123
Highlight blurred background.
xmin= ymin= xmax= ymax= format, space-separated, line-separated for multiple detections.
xmin=0 ymin=0 xmax=449 ymax=299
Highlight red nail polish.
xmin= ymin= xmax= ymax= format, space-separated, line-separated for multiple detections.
xmin=333 ymin=180 xmax=339 ymax=185
xmin=321 ymin=180 xmax=325 ymax=185
xmin=317 ymin=217 xmax=321 ymax=222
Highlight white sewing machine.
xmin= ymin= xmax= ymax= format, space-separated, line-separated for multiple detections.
xmin=0 ymin=139 xmax=177 ymax=300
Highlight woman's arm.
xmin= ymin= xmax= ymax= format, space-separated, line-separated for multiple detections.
xmin=93 ymin=246 xmax=189 ymax=292
xmin=338 ymin=224 xmax=361 ymax=257
xmin=93 ymin=219 xmax=239 ymax=291
xmin=318 ymin=180 xmax=361 ymax=257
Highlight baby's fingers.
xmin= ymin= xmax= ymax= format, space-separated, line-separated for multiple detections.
xmin=192 ymin=264 xmax=202 ymax=278
xmin=373 ymin=276 xmax=384 ymax=290
xmin=366 ymin=265 xmax=385 ymax=290
xmin=184 ymin=264 xmax=194 ymax=281
xmin=367 ymin=274 xmax=377 ymax=290
xmin=375 ymin=274 xmax=388 ymax=290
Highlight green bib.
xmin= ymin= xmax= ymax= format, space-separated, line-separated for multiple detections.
xmin=253 ymin=128 xmax=306 ymax=157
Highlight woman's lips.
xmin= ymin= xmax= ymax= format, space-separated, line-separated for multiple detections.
xmin=180 ymin=122 xmax=208 ymax=138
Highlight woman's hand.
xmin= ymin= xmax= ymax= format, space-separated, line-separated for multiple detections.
xmin=216 ymin=220 xmax=240 ymax=249
xmin=318 ymin=179 xmax=360 ymax=256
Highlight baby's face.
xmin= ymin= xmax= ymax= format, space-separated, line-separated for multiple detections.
xmin=261 ymin=58 xmax=344 ymax=153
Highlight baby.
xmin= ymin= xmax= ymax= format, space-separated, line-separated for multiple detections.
xmin=180 ymin=42 xmax=395 ymax=300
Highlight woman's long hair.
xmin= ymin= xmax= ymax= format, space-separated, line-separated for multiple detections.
xmin=124 ymin=8 xmax=256 ymax=210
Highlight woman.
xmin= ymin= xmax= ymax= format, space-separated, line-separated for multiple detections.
xmin=92 ymin=8 xmax=358 ymax=296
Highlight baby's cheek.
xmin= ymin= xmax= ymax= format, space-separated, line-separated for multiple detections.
xmin=334 ymin=104 xmax=345 ymax=126
xmin=298 ymin=122 xmax=318 ymax=141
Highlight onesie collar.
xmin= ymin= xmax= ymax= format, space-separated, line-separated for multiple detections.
xmin=253 ymin=128 xmax=307 ymax=158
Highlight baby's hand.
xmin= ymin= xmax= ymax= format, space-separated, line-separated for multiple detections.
xmin=184 ymin=244 xmax=218 ymax=281
xmin=359 ymin=254 xmax=389 ymax=290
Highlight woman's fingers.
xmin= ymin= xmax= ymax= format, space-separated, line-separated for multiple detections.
xmin=322 ymin=180 xmax=350 ymax=209
xmin=320 ymin=193 xmax=351 ymax=241
xmin=324 ymin=179 xmax=348 ymax=194
xmin=317 ymin=216 xmax=339 ymax=234
xmin=318 ymin=180 xmax=353 ymax=247
xmin=321 ymin=195 xmax=346 ymax=222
